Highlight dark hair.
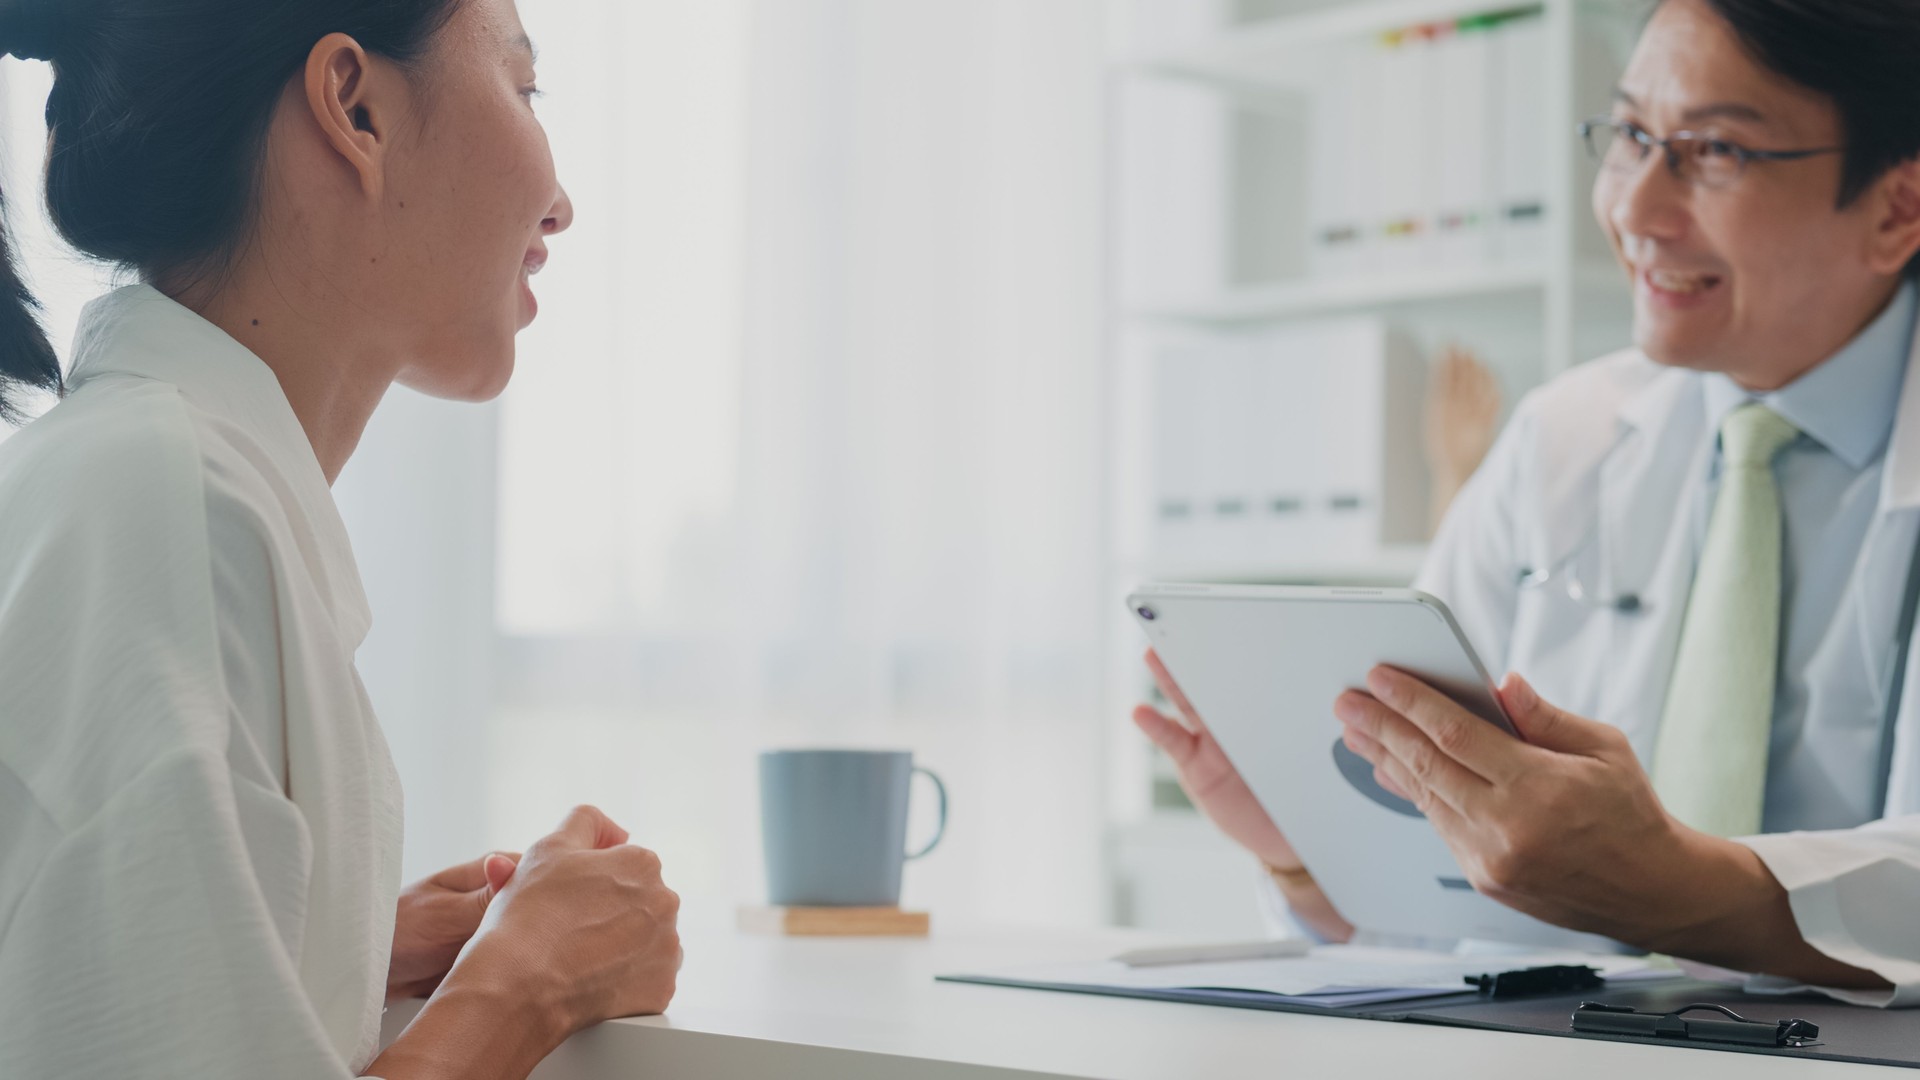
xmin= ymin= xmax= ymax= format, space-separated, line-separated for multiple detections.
xmin=1680 ymin=0 xmax=1920 ymax=275
xmin=0 ymin=0 xmax=463 ymax=423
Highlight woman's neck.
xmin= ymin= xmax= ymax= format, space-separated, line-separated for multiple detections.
xmin=157 ymin=261 xmax=401 ymax=486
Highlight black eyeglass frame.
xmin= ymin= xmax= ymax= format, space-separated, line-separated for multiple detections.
xmin=1577 ymin=117 xmax=1843 ymax=186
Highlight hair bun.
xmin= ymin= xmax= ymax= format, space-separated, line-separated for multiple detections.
xmin=2 ymin=0 xmax=68 ymax=62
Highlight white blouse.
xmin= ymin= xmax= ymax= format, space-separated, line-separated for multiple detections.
xmin=0 ymin=286 xmax=403 ymax=1076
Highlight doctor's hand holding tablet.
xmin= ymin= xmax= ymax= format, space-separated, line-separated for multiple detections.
xmin=1134 ymin=588 xmax=1883 ymax=991
xmin=1137 ymin=0 xmax=1920 ymax=1003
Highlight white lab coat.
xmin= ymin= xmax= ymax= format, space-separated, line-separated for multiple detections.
xmin=0 ymin=286 xmax=404 ymax=1074
xmin=1420 ymin=326 xmax=1920 ymax=1006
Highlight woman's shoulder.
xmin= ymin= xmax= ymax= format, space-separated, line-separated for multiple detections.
xmin=0 ymin=370 xmax=298 ymax=549
xmin=0 ymin=375 xmax=211 ymax=545
xmin=0 ymin=378 xmax=235 ymax=803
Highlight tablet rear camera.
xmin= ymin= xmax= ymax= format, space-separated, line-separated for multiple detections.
xmin=1136 ymin=605 xmax=1157 ymax=621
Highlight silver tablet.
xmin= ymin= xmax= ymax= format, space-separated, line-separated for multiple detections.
xmin=1129 ymin=583 xmax=1618 ymax=951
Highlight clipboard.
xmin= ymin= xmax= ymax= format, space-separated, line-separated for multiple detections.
xmin=934 ymin=972 xmax=1920 ymax=1069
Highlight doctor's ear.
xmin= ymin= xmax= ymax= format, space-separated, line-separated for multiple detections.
xmin=1863 ymin=159 xmax=1920 ymax=278
xmin=301 ymin=33 xmax=399 ymax=199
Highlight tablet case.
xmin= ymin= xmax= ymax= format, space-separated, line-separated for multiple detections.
xmin=935 ymin=973 xmax=1920 ymax=1069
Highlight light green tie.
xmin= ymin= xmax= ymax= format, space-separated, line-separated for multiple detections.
xmin=1653 ymin=403 xmax=1801 ymax=838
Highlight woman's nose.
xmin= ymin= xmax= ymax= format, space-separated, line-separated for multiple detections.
xmin=543 ymin=184 xmax=575 ymax=237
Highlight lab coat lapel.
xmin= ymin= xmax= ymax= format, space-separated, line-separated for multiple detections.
xmin=1594 ymin=368 xmax=1712 ymax=760
xmin=1874 ymin=320 xmax=1920 ymax=815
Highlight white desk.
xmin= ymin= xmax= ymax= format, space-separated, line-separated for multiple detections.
xmin=382 ymin=923 xmax=1904 ymax=1078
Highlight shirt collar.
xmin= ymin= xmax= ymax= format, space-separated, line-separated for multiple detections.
xmin=65 ymin=284 xmax=372 ymax=649
xmin=1702 ymin=281 xmax=1918 ymax=469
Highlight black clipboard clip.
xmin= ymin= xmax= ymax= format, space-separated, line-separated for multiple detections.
xmin=1464 ymin=964 xmax=1603 ymax=999
xmin=1571 ymin=1001 xmax=1821 ymax=1048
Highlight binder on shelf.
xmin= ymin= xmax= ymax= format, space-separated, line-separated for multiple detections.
xmin=1145 ymin=316 xmax=1429 ymax=577
xmin=1149 ymin=344 xmax=1208 ymax=566
xmin=1255 ymin=316 xmax=1427 ymax=570
xmin=1296 ymin=318 xmax=1426 ymax=555
xmin=1375 ymin=28 xmax=1432 ymax=270
xmin=1346 ymin=37 xmax=1390 ymax=278
xmin=1430 ymin=18 xmax=1498 ymax=271
xmin=1195 ymin=342 xmax=1263 ymax=567
xmin=1306 ymin=47 xmax=1360 ymax=280
xmin=1299 ymin=7 xmax=1558 ymax=289
xmin=1493 ymin=11 xmax=1550 ymax=267
xmin=1253 ymin=338 xmax=1317 ymax=562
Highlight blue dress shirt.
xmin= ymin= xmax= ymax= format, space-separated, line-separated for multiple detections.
xmin=1698 ymin=281 xmax=1918 ymax=832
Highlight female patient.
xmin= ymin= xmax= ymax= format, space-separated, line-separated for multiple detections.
xmin=0 ymin=0 xmax=679 ymax=1076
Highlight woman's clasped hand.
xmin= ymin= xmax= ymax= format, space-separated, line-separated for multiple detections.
xmin=462 ymin=805 xmax=684 ymax=1027
xmin=366 ymin=806 xmax=681 ymax=1080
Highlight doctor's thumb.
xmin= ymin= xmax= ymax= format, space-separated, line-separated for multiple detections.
xmin=1499 ymin=674 xmax=1610 ymax=754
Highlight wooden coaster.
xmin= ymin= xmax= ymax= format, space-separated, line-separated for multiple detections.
xmin=737 ymin=905 xmax=931 ymax=937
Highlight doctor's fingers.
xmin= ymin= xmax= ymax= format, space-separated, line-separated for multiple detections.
xmin=1341 ymin=727 xmax=1413 ymax=801
xmin=1363 ymin=667 xmax=1529 ymax=785
xmin=1144 ymin=649 xmax=1213 ymax=733
xmin=1336 ymin=690 xmax=1492 ymax=811
xmin=1363 ymin=735 xmax=1472 ymax=834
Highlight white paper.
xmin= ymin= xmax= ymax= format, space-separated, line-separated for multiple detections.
xmin=980 ymin=944 xmax=1678 ymax=1004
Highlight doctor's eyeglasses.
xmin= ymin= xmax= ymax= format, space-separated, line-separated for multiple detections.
xmin=1578 ymin=118 xmax=1843 ymax=189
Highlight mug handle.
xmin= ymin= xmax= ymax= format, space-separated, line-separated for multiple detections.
xmin=905 ymin=766 xmax=948 ymax=860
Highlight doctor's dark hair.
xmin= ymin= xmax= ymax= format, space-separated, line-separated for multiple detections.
xmin=0 ymin=0 xmax=463 ymax=424
xmin=1675 ymin=0 xmax=1920 ymax=273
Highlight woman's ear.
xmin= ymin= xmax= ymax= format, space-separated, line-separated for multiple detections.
xmin=302 ymin=32 xmax=388 ymax=199
xmin=1865 ymin=158 xmax=1920 ymax=277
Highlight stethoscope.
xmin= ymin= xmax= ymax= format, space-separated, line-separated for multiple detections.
xmin=1516 ymin=555 xmax=1646 ymax=614
xmin=1515 ymin=530 xmax=1920 ymax=814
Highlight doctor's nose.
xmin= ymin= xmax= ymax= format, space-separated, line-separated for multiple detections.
xmin=1604 ymin=150 xmax=1692 ymax=247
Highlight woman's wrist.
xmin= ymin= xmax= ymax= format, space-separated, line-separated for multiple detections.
xmin=366 ymin=950 xmax=569 ymax=1080
xmin=1264 ymin=861 xmax=1312 ymax=887
xmin=1264 ymin=862 xmax=1355 ymax=943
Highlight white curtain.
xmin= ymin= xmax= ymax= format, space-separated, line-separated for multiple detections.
xmin=359 ymin=0 xmax=1117 ymax=923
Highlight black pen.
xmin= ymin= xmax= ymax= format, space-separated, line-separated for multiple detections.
xmin=1571 ymin=1002 xmax=1820 ymax=1048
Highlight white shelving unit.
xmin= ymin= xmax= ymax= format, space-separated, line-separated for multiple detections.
xmin=1132 ymin=257 xmax=1632 ymax=325
xmin=1101 ymin=0 xmax=1646 ymax=929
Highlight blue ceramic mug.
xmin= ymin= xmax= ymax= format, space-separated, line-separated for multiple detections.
xmin=759 ymin=748 xmax=948 ymax=907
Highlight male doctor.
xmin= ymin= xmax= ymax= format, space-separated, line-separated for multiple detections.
xmin=1138 ymin=0 xmax=1920 ymax=1004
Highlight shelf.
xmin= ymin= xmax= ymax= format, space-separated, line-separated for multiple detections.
xmin=1126 ymin=544 xmax=1432 ymax=587
xmin=1119 ymin=0 xmax=1553 ymax=92
xmin=1128 ymin=258 xmax=1629 ymax=326
xmin=1129 ymin=262 xmax=1549 ymax=324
